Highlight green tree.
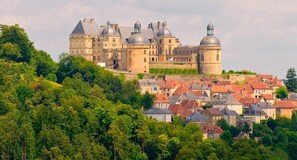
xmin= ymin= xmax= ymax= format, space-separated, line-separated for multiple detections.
xmin=285 ymin=68 xmax=297 ymax=92
xmin=15 ymin=83 xmax=33 ymax=107
xmin=34 ymin=50 xmax=58 ymax=79
xmin=275 ymin=86 xmax=289 ymax=99
xmin=0 ymin=25 xmax=34 ymax=63
xmin=142 ymin=91 xmax=155 ymax=110
xmin=0 ymin=43 xmax=21 ymax=61
xmin=220 ymin=130 xmax=233 ymax=145
xmin=291 ymin=111 xmax=297 ymax=131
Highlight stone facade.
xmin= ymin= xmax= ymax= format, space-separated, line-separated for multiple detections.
xmin=69 ymin=18 xmax=223 ymax=75
xmin=198 ymin=23 xmax=222 ymax=75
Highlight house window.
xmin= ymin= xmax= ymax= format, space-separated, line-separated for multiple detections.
xmin=144 ymin=50 xmax=146 ymax=54
xmin=201 ymin=54 xmax=204 ymax=61
xmin=169 ymin=39 xmax=172 ymax=43
xmin=144 ymin=58 xmax=146 ymax=62
xmin=169 ymin=47 xmax=171 ymax=54
xmin=112 ymin=38 xmax=116 ymax=42
xmin=160 ymin=39 xmax=162 ymax=43
xmin=216 ymin=54 xmax=220 ymax=61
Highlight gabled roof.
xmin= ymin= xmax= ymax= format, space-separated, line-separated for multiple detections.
xmin=251 ymin=83 xmax=271 ymax=90
xmin=203 ymin=125 xmax=223 ymax=134
xmin=144 ymin=107 xmax=172 ymax=114
xmin=256 ymin=102 xmax=274 ymax=109
xmin=155 ymin=93 xmax=170 ymax=103
xmin=273 ymin=101 xmax=297 ymax=109
xmin=262 ymin=94 xmax=274 ymax=100
xmin=221 ymin=108 xmax=239 ymax=116
xmin=180 ymin=99 xmax=200 ymax=109
xmin=71 ymin=18 xmax=100 ymax=35
xmin=211 ymin=85 xmax=228 ymax=93
xmin=258 ymin=74 xmax=273 ymax=80
xmin=178 ymin=92 xmax=200 ymax=101
xmin=239 ymin=98 xmax=261 ymax=105
xmin=186 ymin=112 xmax=208 ymax=123
xmin=245 ymin=105 xmax=267 ymax=116
xmin=226 ymin=85 xmax=254 ymax=94
xmin=173 ymin=86 xmax=189 ymax=96
xmin=204 ymin=108 xmax=222 ymax=116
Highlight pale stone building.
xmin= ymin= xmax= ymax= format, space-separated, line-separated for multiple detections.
xmin=69 ymin=18 xmax=181 ymax=73
xmin=198 ymin=23 xmax=222 ymax=75
xmin=69 ymin=19 xmax=223 ymax=74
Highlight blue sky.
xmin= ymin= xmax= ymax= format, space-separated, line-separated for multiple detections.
xmin=1 ymin=0 xmax=297 ymax=78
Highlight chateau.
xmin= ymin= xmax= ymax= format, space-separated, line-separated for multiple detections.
xmin=69 ymin=18 xmax=222 ymax=74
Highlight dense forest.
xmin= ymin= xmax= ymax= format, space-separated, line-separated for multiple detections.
xmin=0 ymin=24 xmax=297 ymax=160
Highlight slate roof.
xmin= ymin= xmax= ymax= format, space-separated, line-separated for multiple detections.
xmin=245 ymin=105 xmax=267 ymax=116
xmin=185 ymin=112 xmax=208 ymax=123
xmin=144 ymin=107 xmax=172 ymax=114
xmin=221 ymin=108 xmax=238 ymax=116
xmin=178 ymin=92 xmax=200 ymax=101
xmin=256 ymin=102 xmax=274 ymax=109
xmin=71 ymin=18 xmax=101 ymax=35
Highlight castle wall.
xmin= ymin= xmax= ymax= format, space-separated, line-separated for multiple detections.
xmin=149 ymin=62 xmax=197 ymax=69
xmin=127 ymin=45 xmax=150 ymax=73
xmin=199 ymin=46 xmax=222 ymax=75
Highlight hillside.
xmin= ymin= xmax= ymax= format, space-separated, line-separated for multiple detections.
xmin=0 ymin=24 xmax=297 ymax=160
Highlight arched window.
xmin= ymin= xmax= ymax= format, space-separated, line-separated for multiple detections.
xmin=144 ymin=58 xmax=146 ymax=62
xmin=216 ymin=54 xmax=220 ymax=61
xmin=201 ymin=54 xmax=204 ymax=61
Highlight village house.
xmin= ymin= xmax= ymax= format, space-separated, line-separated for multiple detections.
xmin=185 ymin=112 xmax=208 ymax=128
xmin=138 ymin=79 xmax=159 ymax=94
xmin=144 ymin=107 xmax=172 ymax=122
xmin=212 ymin=94 xmax=243 ymax=115
xmin=221 ymin=108 xmax=239 ymax=126
xmin=244 ymin=105 xmax=267 ymax=123
xmin=202 ymin=108 xmax=222 ymax=125
xmin=273 ymin=101 xmax=297 ymax=119
xmin=203 ymin=125 xmax=224 ymax=140
xmin=251 ymin=83 xmax=273 ymax=98
xmin=256 ymin=102 xmax=276 ymax=119
xmin=154 ymin=93 xmax=170 ymax=109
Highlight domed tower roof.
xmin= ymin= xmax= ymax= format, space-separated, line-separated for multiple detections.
xmin=157 ymin=21 xmax=172 ymax=37
xmin=101 ymin=21 xmax=117 ymax=36
xmin=127 ymin=21 xmax=150 ymax=44
xmin=200 ymin=23 xmax=221 ymax=46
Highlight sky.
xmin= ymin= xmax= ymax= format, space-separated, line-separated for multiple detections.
xmin=1 ymin=0 xmax=297 ymax=78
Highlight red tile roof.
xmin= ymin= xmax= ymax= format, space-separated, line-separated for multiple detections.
xmin=190 ymin=90 xmax=203 ymax=97
xmin=180 ymin=99 xmax=200 ymax=109
xmin=172 ymin=86 xmax=189 ymax=96
xmin=273 ymin=101 xmax=297 ymax=109
xmin=203 ymin=125 xmax=224 ymax=134
xmin=258 ymin=74 xmax=273 ymax=80
xmin=211 ymin=86 xmax=228 ymax=93
xmin=204 ymin=108 xmax=222 ymax=116
xmin=226 ymin=85 xmax=254 ymax=94
xmin=251 ymin=83 xmax=271 ymax=90
xmin=262 ymin=94 xmax=274 ymax=100
xmin=155 ymin=93 xmax=170 ymax=103
xmin=239 ymin=98 xmax=262 ymax=105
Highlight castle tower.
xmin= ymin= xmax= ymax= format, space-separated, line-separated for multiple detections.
xmin=156 ymin=21 xmax=181 ymax=61
xmin=126 ymin=21 xmax=150 ymax=73
xmin=69 ymin=18 xmax=100 ymax=61
xmin=198 ymin=23 xmax=222 ymax=74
